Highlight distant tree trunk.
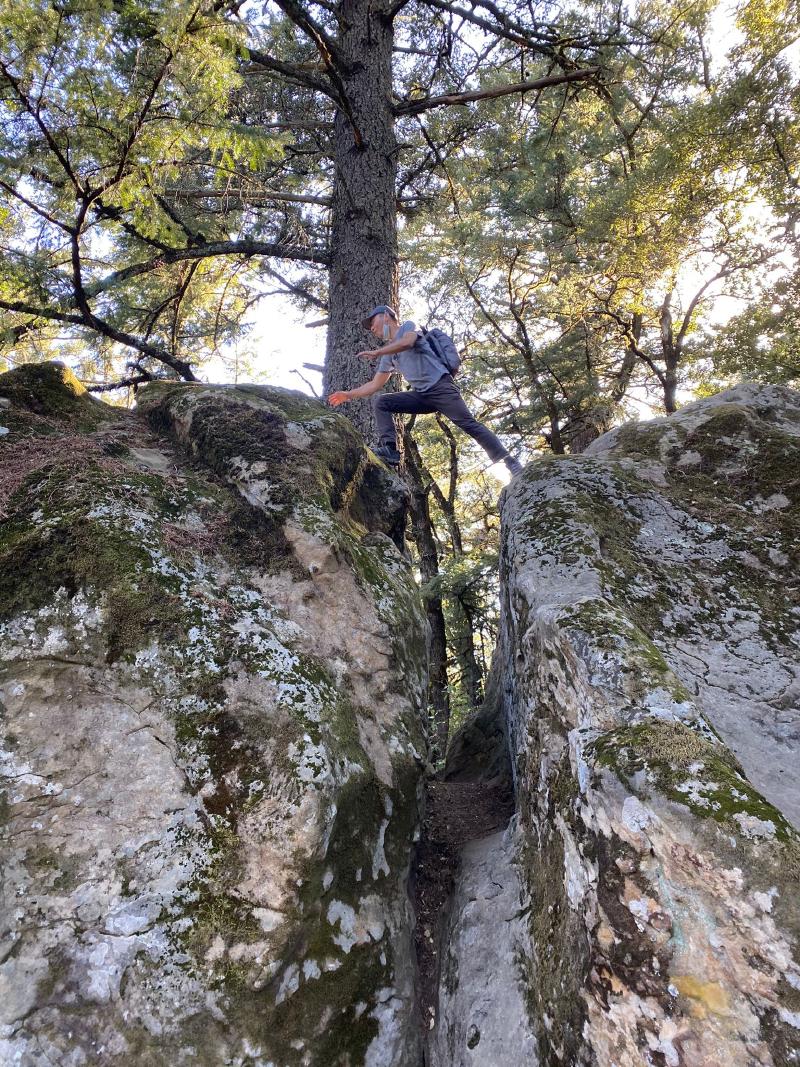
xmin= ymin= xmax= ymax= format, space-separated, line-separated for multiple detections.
xmin=428 ymin=417 xmax=484 ymax=709
xmin=403 ymin=427 xmax=450 ymax=760
xmin=453 ymin=597 xmax=483 ymax=707
xmin=663 ymin=366 xmax=678 ymax=414
xmin=660 ymin=293 xmax=679 ymax=414
xmin=323 ymin=0 xmax=398 ymax=444
xmin=547 ymin=401 xmax=566 ymax=455
xmin=567 ymin=402 xmax=613 ymax=453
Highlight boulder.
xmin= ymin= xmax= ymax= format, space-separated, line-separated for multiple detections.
xmin=0 ymin=365 xmax=429 ymax=1066
xmin=440 ymin=384 xmax=800 ymax=1066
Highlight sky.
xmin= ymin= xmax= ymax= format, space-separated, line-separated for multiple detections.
xmin=208 ymin=298 xmax=327 ymax=396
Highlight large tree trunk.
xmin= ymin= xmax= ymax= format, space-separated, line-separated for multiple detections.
xmin=323 ymin=0 xmax=398 ymax=443
xmin=425 ymin=420 xmax=484 ymax=711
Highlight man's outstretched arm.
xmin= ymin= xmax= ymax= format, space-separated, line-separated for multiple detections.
xmin=328 ymin=371 xmax=392 ymax=406
xmin=356 ymin=331 xmax=417 ymax=361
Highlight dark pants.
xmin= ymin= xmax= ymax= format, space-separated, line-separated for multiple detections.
xmin=373 ymin=374 xmax=509 ymax=462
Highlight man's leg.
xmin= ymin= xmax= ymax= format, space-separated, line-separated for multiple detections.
xmin=373 ymin=390 xmax=438 ymax=449
xmin=422 ymin=375 xmax=509 ymax=462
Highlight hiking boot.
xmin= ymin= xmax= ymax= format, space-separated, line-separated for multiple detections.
xmin=373 ymin=444 xmax=401 ymax=467
xmin=504 ymin=455 xmax=524 ymax=478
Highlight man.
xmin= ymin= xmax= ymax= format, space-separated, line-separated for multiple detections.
xmin=328 ymin=305 xmax=523 ymax=477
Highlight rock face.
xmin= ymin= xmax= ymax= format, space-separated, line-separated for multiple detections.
xmin=0 ymin=364 xmax=429 ymax=1067
xmin=4 ymin=367 xmax=800 ymax=1067
xmin=485 ymin=384 xmax=800 ymax=1065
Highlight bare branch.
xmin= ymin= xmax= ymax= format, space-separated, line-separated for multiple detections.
xmin=270 ymin=0 xmax=363 ymax=144
xmin=0 ymin=178 xmax=74 ymax=233
xmin=245 ymin=48 xmax=341 ymax=103
xmin=86 ymin=373 xmax=154 ymax=393
xmin=262 ymin=264 xmax=328 ymax=310
xmin=291 ymin=368 xmax=321 ymax=396
xmin=84 ymin=238 xmax=330 ymax=300
xmin=418 ymin=0 xmax=559 ymax=50
xmin=0 ymin=297 xmax=197 ymax=380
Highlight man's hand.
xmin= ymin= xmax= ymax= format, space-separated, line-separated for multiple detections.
xmin=328 ymin=391 xmax=350 ymax=406
xmin=356 ymin=350 xmax=375 ymax=361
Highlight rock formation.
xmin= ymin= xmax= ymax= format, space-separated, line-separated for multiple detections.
xmin=0 ymin=364 xmax=428 ymax=1066
xmin=2 ymin=366 xmax=799 ymax=1067
xmin=435 ymin=384 xmax=800 ymax=1066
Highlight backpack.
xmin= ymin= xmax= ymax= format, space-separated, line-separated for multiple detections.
xmin=421 ymin=326 xmax=461 ymax=377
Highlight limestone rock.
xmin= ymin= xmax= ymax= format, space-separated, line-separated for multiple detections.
xmin=0 ymin=365 xmax=428 ymax=1066
xmin=429 ymin=822 xmax=538 ymax=1067
xmin=494 ymin=384 xmax=800 ymax=1065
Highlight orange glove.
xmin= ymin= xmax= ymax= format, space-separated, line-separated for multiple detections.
xmin=328 ymin=391 xmax=350 ymax=406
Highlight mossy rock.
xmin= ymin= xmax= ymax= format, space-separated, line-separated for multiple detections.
xmin=0 ymin=361 xmax=116 ymax=433
xmin=1 ymin=366 xmax=427 ymax=1067
xmin=137 ymin=381 xmax=408 ymax=550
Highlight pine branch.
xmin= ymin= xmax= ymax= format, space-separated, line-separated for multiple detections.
xmin=165 ymin=187 xmax=333 ymax=207
xmin=86 ymin=373 xmax=154 ymax=392
xmin=0 ymin=297 xmax=198 ymax=380
xmin=246 ymin=48 xmax=342 ymax=104
xmin=418 ymin=0 xmax=559 ymax=51
xmin=83 ymin=239 xmax=330 ymax=300
xmin=395 ymin=67 xmax=600 ymax=116
xmin=270 ymin=0 xmax=363 ymax=144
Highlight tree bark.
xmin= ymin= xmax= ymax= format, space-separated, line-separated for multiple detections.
xmin=323 ymin=0 xmax=398 ymax=444
xmin=453 ymin=597 xmax=483 ymax=707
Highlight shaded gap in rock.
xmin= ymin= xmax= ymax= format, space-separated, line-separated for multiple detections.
xmin=410 ymin=773 xmax=515 ymax=1052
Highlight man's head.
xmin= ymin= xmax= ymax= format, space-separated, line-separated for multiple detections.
xmin=361 ymin=304 xmax=398 ymax=339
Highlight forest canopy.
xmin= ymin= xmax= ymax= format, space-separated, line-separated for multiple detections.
xmin=2 ymin=0 xmax=795 ymax=409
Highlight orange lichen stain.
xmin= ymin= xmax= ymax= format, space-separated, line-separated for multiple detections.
xmin=596 ymin=921 xmax=616 ymax=951
xmin=672 ymin=975 xmax=730 ymax=1019
xmin=598 ymin=967 xmax=626 ymax=995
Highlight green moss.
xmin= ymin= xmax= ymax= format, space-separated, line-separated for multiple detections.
xmin=266 ymin=944 xmax=385 ymax=1065
xmin=106 ymin=579 xmax=192 ymax=662
xmin=0 ymin=361 xmax=114 ymax=432
xmin=0 ymin=455 xmax=220 ymax=660
xmin=175 ymin=763 xmax=419 ymax=1066
xmin=24 ymin=844 xmax=83 ymax=892
xmin=759 ymin=1007 xmax=800 ymax=1067
xmin=665 ymin=405 xmax=800 ymax=520
xmin=265 ymin=769 xmax=417 ymax=1065
xmin=592 ymin=720 xmax=799 ymax=842
xmin=186 ymin=894 xmax=265 ymax=985
xmin=517 ymin=782 xmax=589 ymax=1063
xmin=142 ymin=386 xmax=360 ymax=508
xmin=0 ymin=508 xmax=152 ymax=621
xmin=563 ymin=598 xmax=691 ymax=702
xmin=592 ymin=831 xmax=673 ymax=1003
xmin=611 ymin=420 xmax=676 ymax=460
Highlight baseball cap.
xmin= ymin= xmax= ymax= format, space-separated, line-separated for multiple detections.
xmin=360 ymin=305 xmax=398 ymax=330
